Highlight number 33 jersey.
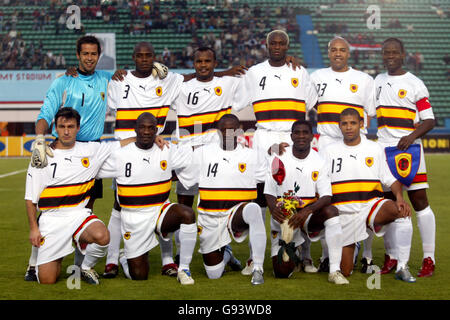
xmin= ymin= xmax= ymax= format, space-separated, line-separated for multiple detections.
xmin=320 ymin=139 xmax=396 ymax=214
xmin=185 ymin=143 xmax=268 ymax=217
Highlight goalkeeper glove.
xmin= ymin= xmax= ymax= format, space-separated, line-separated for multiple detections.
xmin=30 ymin=134 xmax=54 ymax=168
xmin=152 ymin=62 xmax=169 ymax=79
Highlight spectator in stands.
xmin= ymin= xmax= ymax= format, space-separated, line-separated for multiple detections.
xmin=445 ymin=69 xmax=450 ymax=81
xmin=54 ymin=52 xmax=66 ymax=69
xmin=443 ymin=54 xmax=450 ymax=65
xmin=415 ymin=51 xmax=424 ymax=72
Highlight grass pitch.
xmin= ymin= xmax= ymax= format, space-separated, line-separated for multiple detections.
xmin=0 ymin=155 xmax=449 ymax=301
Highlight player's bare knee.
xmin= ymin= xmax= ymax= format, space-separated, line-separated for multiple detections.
xmin=94 ymin=229 xmax=110 ymax=246
xmin=179 ymin=206 xmax=196 ymax=225
xmin=323 ymin=205 xmax=338 ymax=220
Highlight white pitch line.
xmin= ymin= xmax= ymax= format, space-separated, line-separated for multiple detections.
xmin=0 ymin=169 xmax=27 ymax=179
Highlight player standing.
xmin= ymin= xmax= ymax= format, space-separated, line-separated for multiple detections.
xmin=310 ymin=36 xmax=377 ymax=273
xmin=375 ymin=38 xmax=436 ymax=278
xmin=235 ymin=30 xmax=318 ymax=274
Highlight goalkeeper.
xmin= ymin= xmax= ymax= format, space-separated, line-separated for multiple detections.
xmin=264 ymin=120 xmax=347 ymax=284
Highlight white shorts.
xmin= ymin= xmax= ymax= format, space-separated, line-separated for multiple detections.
xmin=339 ymin=198 xmax=389 ymax=247
xmin=121 ymin=202 xmax=175 ymax=259
xmin=253 ymin=128 xmax=292 ymax=160
xmin=302 ymin=213 xmax=325 ymax=242
xmin=270 ymin=217 xmax=305 ymax=258
xmin=37 ymin=208 xmax=101 ymax=266
xmin=378 ymin=140 xmax=429 ymax=191
xmin=176 ymin=181 xmax=199 ymax=196
xmin=197 ymin=203 xmax=249 ymax=254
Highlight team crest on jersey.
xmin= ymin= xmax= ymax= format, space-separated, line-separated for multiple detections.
xmin=238 ymin=163 xmax=246 ymax=173
xmin=156 ymin=86 xmax=163 ymax=97
xmin=312 ymin=171 xmax=319 ymax=181
xmin=291 ymin=78 xmax=299 ymax=88
xmin=160 ymin=160 xmax=168 ymax=171
xmin=350 ymin=84 xmax=358 ymax=93
xmin=124 ymin=232 xmax=131 ymax=240
xmin=398 ymin=89 xmax=407 ymax=99
xmin=81 ymin=157 xmax=90 ymax=168
xmin=197 ymin=226 xmax=203 ymax=235
xmin=365 ymin=157 xmax=374 ymax=167
xmin=40 ymin=237 xmax=45 ymax=246
xmin=215 ymin=86 xmax=222 ymax=96
xmin=100 ymin=92 xmax=105 ymax=101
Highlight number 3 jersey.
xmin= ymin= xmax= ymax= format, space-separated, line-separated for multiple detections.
xmin=172 ymin=76 xmax=244 ymax=146
xmin=320 ymin=139 xmax=396 ymax=214
xmin=264 ymin=147 xmax=332 ymax=207
xmin=25 ymin=141 xmax=121 ymax=212
xmin=236 ymin=60 xmax=318 ymax=132
xmin=183 ymin=143 xmax=268 ymax=217
xmin=107 ymin=71 xmax=184 ymax=139
xmin=97 ymin=142 xmax=192 ymax=212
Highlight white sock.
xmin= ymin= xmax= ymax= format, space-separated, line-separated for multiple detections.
xmin=247 ymin=206 xmax=267 ymax=262
xmin=301 ymin=237 xmax=312 ymax=261
xmin=178 ymin=223 xmax=197 ymax=271
xmin=383 ymin=222 xmax=398 ymax=259
xmin=320 ymin=238 xmax=329 ymax=261
xmin=416 ymin=206 xmax=436 ymax=262
xmin=363 ymin=229 xmax=374 ymax=260
xmin=81 ymin=243 xmax=109 ymax=270
xmin=119 ymin=254 xmax=131 ymax=279
xmin=324 ymin=216 xmax=343 ymax=274
xmin=394 ymin=217 xmax=413 ymax=271
xmin=29 ymin=245 xmax=38 ymax=267
xmin=175 ymin=229 xmax=181 ymax=257
xmin=105 ymin=208 xmax=122 ymax=265
xmin=242 ymin=203 xmax=266 ymax=271
xmin=158 ymin=235 xmax=174 ymax=266
xmin=204 ymin=261 xmax=225 ymax=279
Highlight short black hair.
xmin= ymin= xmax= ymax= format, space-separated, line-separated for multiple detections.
xmin=136 ymin=112 xmax=157 ymax=126
xmin=382 ymin=37 xmax=405 ymax=53
xmin=340 ymin=108 xmax=361 ymax=121
xmin=55 ymin=107 xmax=81 ymax=127
xmin=291 ymin=120 xmax=312 ymax=133
xmin=217 ymin=113 xmax=239 ymax=128
xmin=76 ymin=35 xmax=101 ymax=55
xmin=133 ymin=41 xmax=154 ymax=55
xmin=193 ymin=46 xmax=217 ymax=61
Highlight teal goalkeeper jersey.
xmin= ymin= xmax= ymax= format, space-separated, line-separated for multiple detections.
xmin=37 ymin=70 xmax=112 ymax=141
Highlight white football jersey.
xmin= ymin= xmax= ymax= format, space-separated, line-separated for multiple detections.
xmin=25 ymin=141 xmax=120 ymax=212
xmin=172 ymin=76 xmax=244 ymax=146
xmin=97 ymin=142 xmax=192 ymax=211
xmin=107 ymin=71 xmax=184 ymax=139
xmin=375 ymin=72 xmax=434 ymax=143
xmin=184 ymin=142 xmax=268 ymax=217
xmin=237 ymin=60 xmax=318 ymax=132
xmin=264 ymin=147 xmax=331 ymax=207
xmin=320 ymin=139 xmax=396 ymax=214
xmin=310 ymin=67 xmax=376 ymax=138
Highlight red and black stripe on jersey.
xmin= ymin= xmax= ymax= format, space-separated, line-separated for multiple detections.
xmin=252 ymin=99 xmax=306 ymax=123
xmin=117 ymin=178 xmax=171 ymax=208
xmin=376 ymin=105 xmax=416 ymax=131
xmin=198 ymin=187 xmax=257 ymax=212
xmin=38 ymin=178 xmax=95 ymax=210
xmin=115 ymin=106 xmax=169 ymax=131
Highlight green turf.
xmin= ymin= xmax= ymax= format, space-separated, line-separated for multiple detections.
xmin=0 ymin=155 xmax=449 ymax=300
